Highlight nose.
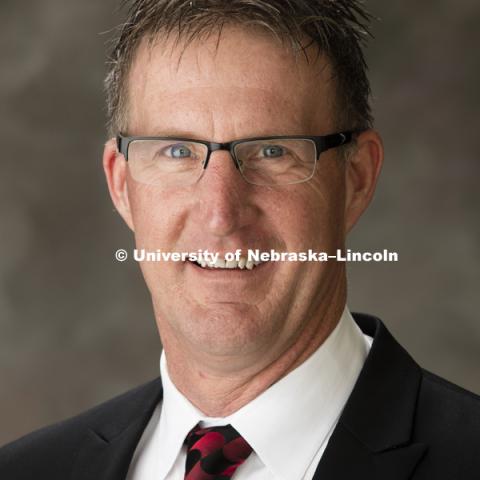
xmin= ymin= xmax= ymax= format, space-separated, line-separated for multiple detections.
xmin=193 ymin=150 xmax=256 ymax=238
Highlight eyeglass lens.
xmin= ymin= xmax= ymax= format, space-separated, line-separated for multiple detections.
xmin=126 ymin=138 xmax=317 ymax=186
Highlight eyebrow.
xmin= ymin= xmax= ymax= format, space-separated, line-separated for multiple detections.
xmin=131 ymin=128 xmax=201 ymax=138
xmin=129 ymin=127 xmax=311 ymax=140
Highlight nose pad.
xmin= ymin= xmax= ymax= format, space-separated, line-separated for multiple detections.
xmin=235 ymin=157 xmax=243 ymax=170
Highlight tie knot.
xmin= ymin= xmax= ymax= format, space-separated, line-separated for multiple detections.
xmin=184 ymin=424 xmax=253 ymax=479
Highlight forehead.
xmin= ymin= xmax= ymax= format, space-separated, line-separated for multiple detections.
xmin=126 ymin=26 xmax=337 ymax=136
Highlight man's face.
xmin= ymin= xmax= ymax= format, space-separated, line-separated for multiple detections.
xmin=107 ymin=26 xmax=370 ymax=363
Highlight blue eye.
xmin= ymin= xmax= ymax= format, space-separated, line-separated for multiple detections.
xmin=169 ymin=144 xmax=192 ymax=158
xmin=261 ymin=145 xmax=285 ymax=158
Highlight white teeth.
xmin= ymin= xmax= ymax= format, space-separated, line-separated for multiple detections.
xmin=225 ymin=259 xmax=237 ymax=269
xmin=196 ymin=256 xmax=264 ymax=270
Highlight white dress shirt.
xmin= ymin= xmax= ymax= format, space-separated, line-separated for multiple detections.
xmin=126 ymin=307 xmax=373 ymax=480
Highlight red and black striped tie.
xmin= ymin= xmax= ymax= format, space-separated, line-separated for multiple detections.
xmin=184 ymin=424 xmax=253 ymax=480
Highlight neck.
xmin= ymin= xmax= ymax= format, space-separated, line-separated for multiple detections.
xmin=159 ymin=273 xmax=346 ymax=417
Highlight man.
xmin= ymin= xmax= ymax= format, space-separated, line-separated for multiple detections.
xmin=1 ymin=1 xmax=479 ymax=479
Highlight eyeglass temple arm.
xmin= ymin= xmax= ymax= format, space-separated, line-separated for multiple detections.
xmin=116 ymin=135 xmax=126 ymax=156
xmin=321 ymin=131 xmax=352 ymax=151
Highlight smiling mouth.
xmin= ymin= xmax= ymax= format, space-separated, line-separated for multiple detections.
xmin=192 ymin=256 xmax=264 ymax=271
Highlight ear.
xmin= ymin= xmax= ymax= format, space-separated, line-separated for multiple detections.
xmin=103 ymin=138 xmax=135 ymax=231
xmin=344 ymin=129 xmax=384 ymax=233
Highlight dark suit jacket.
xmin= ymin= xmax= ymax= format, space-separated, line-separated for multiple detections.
xmin=1 ymin=313 xmax=480 ymax=479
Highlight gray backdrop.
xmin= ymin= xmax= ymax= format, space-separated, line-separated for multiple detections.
xmin=1 ymin=1 xmax=479 ymax=446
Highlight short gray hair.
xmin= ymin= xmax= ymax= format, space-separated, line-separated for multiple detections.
xmin=105 ymin=0 xmax=375 ymax=137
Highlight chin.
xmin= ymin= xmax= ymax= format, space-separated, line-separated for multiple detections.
xmin=178 ymin=302 xmax=276 ymax=355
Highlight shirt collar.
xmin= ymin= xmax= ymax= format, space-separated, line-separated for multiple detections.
xmin=157 ymin=306 xmax=371 ymax=480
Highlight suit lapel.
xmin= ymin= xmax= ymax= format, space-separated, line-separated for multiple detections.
xmin=70 ymin=378 xmax=163 ymax=480
xmin=313 ymin=423 xmax=427 ymax=480
xmin=313 ymin=314 xmax=428 ymax=480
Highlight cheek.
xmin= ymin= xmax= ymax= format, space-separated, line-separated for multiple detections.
xmin=126 ymin=182 xmax=190 ymax=301
xmin=267 ymin=165 xmax=346 ymax=251
xmin=127 ymin=180 xmax=190 ymax=249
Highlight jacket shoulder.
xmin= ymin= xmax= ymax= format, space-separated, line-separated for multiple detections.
xmin=417 ymin=368 xmax=480 ymax=430
xmin=414 ymin=369 xmax=480 ymax=477
xmin=0 ymin=378 xmax=162 ymax=479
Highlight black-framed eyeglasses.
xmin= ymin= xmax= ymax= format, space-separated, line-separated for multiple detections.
xmin=116 ymin=131 xmax=355 ymax=187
